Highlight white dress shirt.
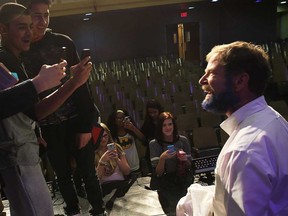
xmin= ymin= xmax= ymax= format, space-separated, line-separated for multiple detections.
xmin=177 ymin=96 xmax=288 ymax=216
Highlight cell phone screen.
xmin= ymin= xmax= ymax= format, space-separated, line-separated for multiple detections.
xmin=167 ymin=145 xmax=176 ymax=153
xmin=81 ymin=49 xmax=91 ymax=60
xmin=107 ymin=143 xmax=115 ymax=151
xmin=0 ymin=64 xmax=18 ymax=90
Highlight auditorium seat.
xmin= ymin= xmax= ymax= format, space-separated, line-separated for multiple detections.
xmin=192 ymin=126 xmax=221 ymax=157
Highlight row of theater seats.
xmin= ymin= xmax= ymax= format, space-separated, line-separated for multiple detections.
xmin=261 ymin=39 xmax=288 ymax=83
xmin=89 ymin=40 xmax=288 ymax=121
xmin=88 ymin=53 xmax=288 ymax=161
xmin=89 ymin=56 xmax=207 ymax=126
xmin=262 ymin=40 xmax=288 ymax=101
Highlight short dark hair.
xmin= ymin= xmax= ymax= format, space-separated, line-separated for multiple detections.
xmin=0 ymin=2 xmax=28 ymax=25
xmin=16 ymin=0 xmax=53 ymax=9
xmin=207 ymin=41 xmax=271 ymax=96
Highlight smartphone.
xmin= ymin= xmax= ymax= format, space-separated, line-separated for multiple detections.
xmin=107 ymin=143 xmax=116 ymax=151
xmin=81 ymin=48 xmax=91 ymax=60
xmin=60 ymin=46 xmax=67 ymax=62
xmin=167 ymin=145 xmax=176 ymax=154
xmin=0 ymin=63 xmax=18 ymax=90
xmin=123 ymin=116 xmax=130 ymax=123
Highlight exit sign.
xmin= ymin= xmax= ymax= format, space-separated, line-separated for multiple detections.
xmin=181 ymin=12 xmax=188 ymax=17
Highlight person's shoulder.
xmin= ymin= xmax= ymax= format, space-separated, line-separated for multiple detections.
xmin=179 ymin=135 xmax=187 ymax=139
xmin=179 ymin=135 xmax=189 ymax=142
xmin=46 ymin=29 xmax=74 ymax=42
xmin=149 ymin=138 xmax=159 ymax=146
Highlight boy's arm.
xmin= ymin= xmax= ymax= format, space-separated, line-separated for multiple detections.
xmin=34 ymin=57 xmax=92 ymax=120
xmin=0 ymin=61 xmax=66 ymax=119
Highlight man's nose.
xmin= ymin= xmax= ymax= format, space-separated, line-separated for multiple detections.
xmin=199 ymin=74 xmax=207 ymax=85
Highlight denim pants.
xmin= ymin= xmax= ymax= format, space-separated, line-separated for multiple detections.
xmin=0 ymin=164 xmax=53 ymax=216
xmin=42 ymin=118 xmax=104 ymax=214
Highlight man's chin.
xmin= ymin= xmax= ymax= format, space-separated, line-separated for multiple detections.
xmin=202 ymin=99 xmax=220 ymax=113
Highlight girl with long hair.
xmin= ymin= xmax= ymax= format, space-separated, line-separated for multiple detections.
xmin=107 ymin=110 xmax=145 ymax=173
xmin=94 ymin=123 xmax=132 ymax=210
xmin=149 ymin=112 xmax=194 ymax=214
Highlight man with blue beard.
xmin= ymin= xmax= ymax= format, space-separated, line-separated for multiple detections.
xmin=177 ymin=41 xmax=288 ymax=216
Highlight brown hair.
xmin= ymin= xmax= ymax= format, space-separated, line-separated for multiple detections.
xmin=0 ymin=3 xmax=29 ymax=25
xmin=155 ymin=112 xmax=179 ymax=142
xmin=206 ymin=41 xmax=271 ymax=96
xmin=16 ymin=0 xmax=53 ymax=9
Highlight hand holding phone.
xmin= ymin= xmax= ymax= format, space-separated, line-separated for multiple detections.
xmin=167 ymin=145 xmax=176 ymax=154
xmin=81 ymin=49 xmax=91 ymax=59
xmin=123 ymin=116 xmax=130 ymax=123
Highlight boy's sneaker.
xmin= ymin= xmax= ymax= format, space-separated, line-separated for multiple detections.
xmin=63 ymin=206 xmax=81 ymax=216
xmin=89 ymin=209 xmax=108 ymax=216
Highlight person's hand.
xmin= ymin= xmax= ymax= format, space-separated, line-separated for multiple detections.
xmin=160 ymin=150 xmax=176 ymax=160
xmin=76 ymin=133 xmax=92 ymax=149
xmin=101 ymin=149 xmax=117 ymax=161
xmin=177 ymin=150 xmax=188 ymax=162
xmin=32 ymin=61 xmax=67 ymax=93
xmin=70 ymin=56 xmax=92 ymax=88
xmin=123 ymin=119 xmax=135 ymax=131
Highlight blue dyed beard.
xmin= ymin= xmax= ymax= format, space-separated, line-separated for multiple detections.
xmin=201 ymin=87 xmax=240 ymax=114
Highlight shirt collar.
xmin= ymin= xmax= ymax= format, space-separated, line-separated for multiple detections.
xmin=220 ymin=96 xmax=267 ymax=135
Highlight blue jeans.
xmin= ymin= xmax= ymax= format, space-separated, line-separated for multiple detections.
xmin=0 ymin=164 xmax=53 ymax=216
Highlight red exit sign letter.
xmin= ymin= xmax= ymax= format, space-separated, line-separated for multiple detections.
xmin=181 ymin=12 xmax=187 ymax=17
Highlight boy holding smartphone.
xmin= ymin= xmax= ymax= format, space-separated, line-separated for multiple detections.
xmin=16 ymin=1 xmax=104 ymax=215
xmin=0 ymin=2 xmax=93 ymax=216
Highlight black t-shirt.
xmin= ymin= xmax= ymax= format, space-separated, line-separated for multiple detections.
xmin=22 ymin=29 xmax=99 ymax=132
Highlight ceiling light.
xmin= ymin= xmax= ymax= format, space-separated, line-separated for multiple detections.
xmin=188 ymin=6 xmax=195 ymax=10
xmin=85 ymin=13 xmax=93 ymax=16
xmin=280 ymin=1 xmax=287 ymax=4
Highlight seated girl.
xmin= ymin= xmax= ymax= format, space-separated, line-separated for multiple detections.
xmin=95 ymin=123 xmax=131 ymax=201
xmin=149 ymin=112 xmax=194 ymax=214
xmin=107 ymin=109 xmax=145 ymax=174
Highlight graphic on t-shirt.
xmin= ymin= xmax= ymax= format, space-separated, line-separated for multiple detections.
xmin=118 ymin=136 xmax=133 ymax=150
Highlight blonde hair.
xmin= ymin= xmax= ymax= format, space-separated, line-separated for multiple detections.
xmin=99 ymin=122 xmax=113 ymax=143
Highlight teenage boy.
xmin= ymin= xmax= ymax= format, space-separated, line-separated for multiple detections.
xmin=0 ymin=3 xmax=92 ymax=216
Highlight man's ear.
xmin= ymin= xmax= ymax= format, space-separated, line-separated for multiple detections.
xmin=233 ymin=72 xmax=250 ymax=92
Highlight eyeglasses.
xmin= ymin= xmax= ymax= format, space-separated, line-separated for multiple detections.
xmin=116 ymin=117 xmax=124 ymax=121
